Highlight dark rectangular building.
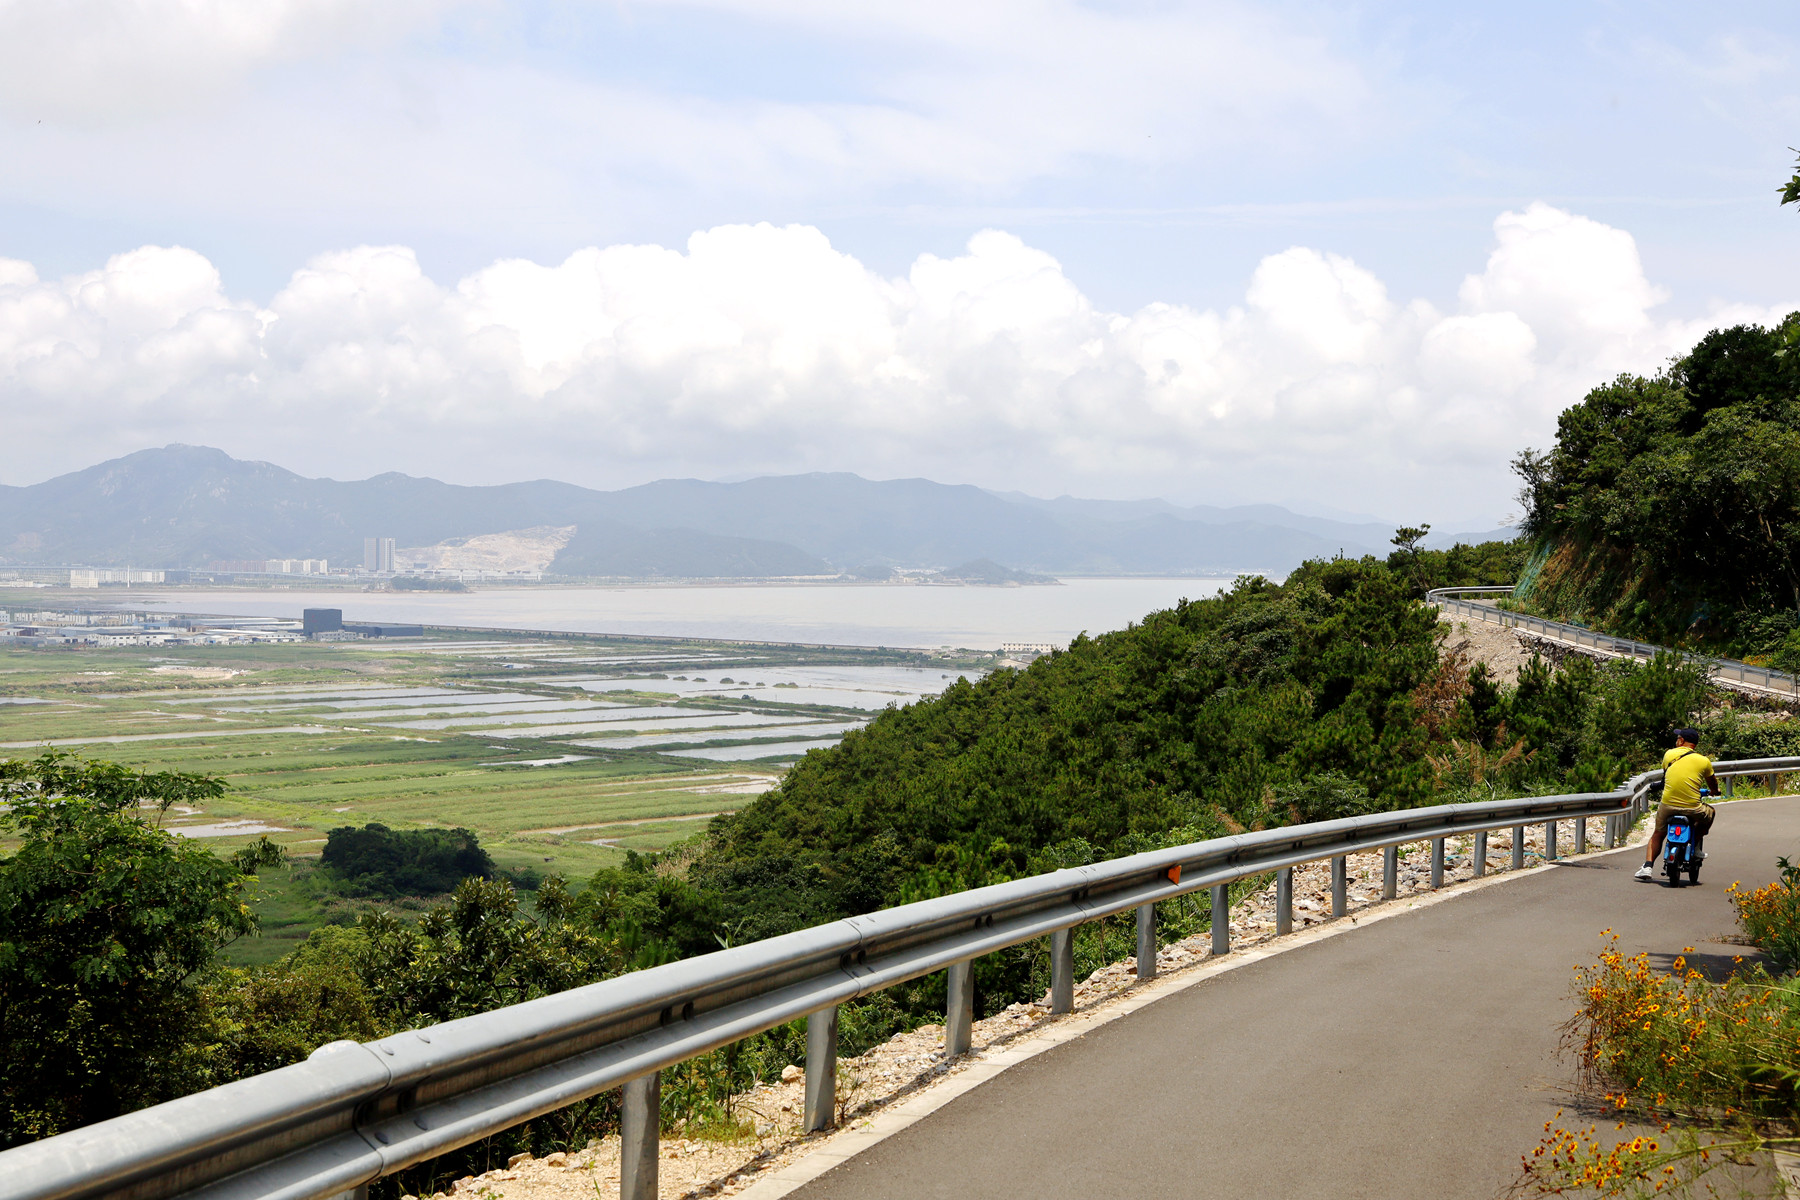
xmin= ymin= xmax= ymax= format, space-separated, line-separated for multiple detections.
xmin=302 ymin=608 xmax=343 ymax=635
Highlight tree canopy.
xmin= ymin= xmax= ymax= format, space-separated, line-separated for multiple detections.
xmin=1513 ymin=313 xmax=1800 ymax=656
xmin=318 ymin=823 xmax=496 ymax=897
xmin=0 ymin=754 xmax=278 ymax=1146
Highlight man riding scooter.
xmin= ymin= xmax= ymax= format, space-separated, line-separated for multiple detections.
xmin=1635 ymin=727 xmax=1718 ymax=882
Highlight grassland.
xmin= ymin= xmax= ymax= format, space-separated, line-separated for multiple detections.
xmin=0 ymin=595 xmax=992 ymax=963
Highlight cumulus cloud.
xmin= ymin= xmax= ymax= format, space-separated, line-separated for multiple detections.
xmin=0 ymin=206 xmax=1791 ymax=518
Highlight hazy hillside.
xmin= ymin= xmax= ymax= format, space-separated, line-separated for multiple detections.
xmin=0 ymin=444 xmax=1488 ymax=577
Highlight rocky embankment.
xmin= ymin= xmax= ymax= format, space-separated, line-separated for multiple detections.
xmin=428 ymin=818 xmax=1639 ymax=1200
xmin=1437 ymin=613 xmax=1538 ymax=686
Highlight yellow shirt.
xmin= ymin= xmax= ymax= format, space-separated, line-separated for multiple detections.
xmin=1660 ymin=747 xmax=1714 ymax=810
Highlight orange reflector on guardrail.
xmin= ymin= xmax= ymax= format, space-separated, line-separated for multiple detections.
xmin=1166 ymin=865 xmax=1181 ymax=885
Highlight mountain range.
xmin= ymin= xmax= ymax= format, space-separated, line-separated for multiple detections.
xmin=0 ymin=445 xmax=1513 ymax=578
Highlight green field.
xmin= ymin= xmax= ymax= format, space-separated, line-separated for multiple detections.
xmin=0 ymin=602 xmax=992 ymax=963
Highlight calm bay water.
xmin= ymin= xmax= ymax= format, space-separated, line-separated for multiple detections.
xmin=127 ymin=578 xmax=1236 ymax=650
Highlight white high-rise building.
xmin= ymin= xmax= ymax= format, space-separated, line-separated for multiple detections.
xmin=363 ymin=537 xmax=395 ymax=572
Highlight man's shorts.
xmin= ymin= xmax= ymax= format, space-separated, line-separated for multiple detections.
xmin=1654 ymin=801 xmax=1715 ymax=841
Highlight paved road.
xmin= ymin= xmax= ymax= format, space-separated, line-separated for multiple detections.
xmin=794 ymin=797 xmax=1800 ymax=1200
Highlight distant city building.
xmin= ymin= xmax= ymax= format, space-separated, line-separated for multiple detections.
xmin=205 ymin=559 xmax=328 ymax=575
xmin=998 ymin=642 xmax=1058 ymax=660
xmin=69 ymin=568 xmax=166 ymax=588
xmin=364 ymin=537 xmax=395 ymax=573
xmin=302 ymin=608 xmax=344 ymax=635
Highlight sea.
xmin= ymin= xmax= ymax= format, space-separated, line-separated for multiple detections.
xmin=123 ymin=577 xmax=1239 ymax=650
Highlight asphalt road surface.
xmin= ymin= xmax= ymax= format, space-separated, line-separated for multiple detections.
xmin=792 ymin=796 xmax=1800 ymax=1200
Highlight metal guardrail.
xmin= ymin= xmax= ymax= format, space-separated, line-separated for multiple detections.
xmin=9 ymin=757 xmax=1798 ymax=1200
xmin=1428 ymin=588 xmax=1800 ymax=699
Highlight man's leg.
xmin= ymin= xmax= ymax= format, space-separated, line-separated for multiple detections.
xmin=1645 ymin=804 xmax=1671 ymax=863
xmin=1637 ymin=804 xmax=1670 ymax=878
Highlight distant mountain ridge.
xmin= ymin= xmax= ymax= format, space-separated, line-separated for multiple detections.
xmin=0 ymin=445 xmax=1510 ymax=578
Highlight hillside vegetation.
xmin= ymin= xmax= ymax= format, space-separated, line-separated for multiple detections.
xmin=1513 ymin=312 xmax=1800 ymax=661
xmin=7 ymin=540 xmax=1726 ymax=1183
xmin=691 ymin=542 xmax=1682 ymax=947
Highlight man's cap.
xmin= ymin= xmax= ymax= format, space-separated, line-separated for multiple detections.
xmin=1674 ymin=727 xmax=1701 ymax=744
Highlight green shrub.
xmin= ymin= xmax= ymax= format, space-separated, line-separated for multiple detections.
xmin=318 ymin=823 xmax=495 ymax=898
xmin=1731 ymin=858 xmax=1800 ymax=973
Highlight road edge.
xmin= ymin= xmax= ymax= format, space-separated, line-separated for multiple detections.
xmin=737 ymin=825 xmax=1678 ymax=1199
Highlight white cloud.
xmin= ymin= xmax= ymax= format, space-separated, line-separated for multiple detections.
xmin=0 ymin=0 xmax=450 ymax=123
xmin=0 ymin=207 xmax=1792 ymax=519
xmin=0 ymin=1 xmax=1378 ymax=229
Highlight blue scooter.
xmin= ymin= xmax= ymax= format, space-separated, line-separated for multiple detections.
xmin=1662 ymin=811 xmax=1705 ymax=887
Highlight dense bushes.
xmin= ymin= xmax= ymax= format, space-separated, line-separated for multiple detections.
xmin=693 ymin=562 xmax=1445 ymax=949
xmin=318 ymin=823 xmax=496 ymax=897
xmin=692 ymin=553 xmax=1703 ymax=960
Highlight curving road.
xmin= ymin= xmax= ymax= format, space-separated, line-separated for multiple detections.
xmin=791 ymin=797 xmax=1800 ymax=1200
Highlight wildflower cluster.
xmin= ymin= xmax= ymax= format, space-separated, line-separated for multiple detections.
xmin=1728 ymin=857 xmax=1800 ymax=971
xmin=1570 ymin=936 xmax=1798 ymax=1124
xmin=1514 ymin=932 xmax=1800 ymax=1196
xmin=1518 ymin=1113 xmax=1687 ymax=1196
xmin=1515 ymin=1115 xmax=1775 ymax=1197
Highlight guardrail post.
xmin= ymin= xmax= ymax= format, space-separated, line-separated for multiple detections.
xmin=1050 ymin=928 xmax=1075 ymax=1013
xmin=1576 ymin=817 xmax=1588 ymax=854
xmin=1276 ymin=867 xmax=1294 ymax=933
xmin=1210 ymin=884 xmax=1230 ymax=956
xmin=1472 ymin=830 xmax=1487 ymax=877
xmin=1512 ymin=825 xmax=1525 ymax=869
xmin=1330 ymin=856 xmax=1347 ymax=917
xmin=1724 ymin=775 xmax=1734 ymax=798
xmin=1429 ymin=837 xmax=1445 ymax=889
xmin=946 ymin=960 xmax=973 ymax=1055
xmin=621 ymin=1071 xmax=659 ymax=1200
xmin=804 ymin=1007 xmax=838 ymax=1132
xmin=1135 ymin=904 xmax=1156 ymax=981
xmin=1381 ymin=845 xmax=1397 ymax=899
xmin=1604 ymin=812 xmax=1617 ymax=849
xmin=1546 ymin=820 xmax=1558 ymax=861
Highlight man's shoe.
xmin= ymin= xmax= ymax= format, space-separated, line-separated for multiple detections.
xmin=1634 ymin=863 xmax=1654 ymax=880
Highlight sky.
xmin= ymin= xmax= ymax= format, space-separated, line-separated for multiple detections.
xmin=0 ymin=0 xmax=1797 ymax=528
